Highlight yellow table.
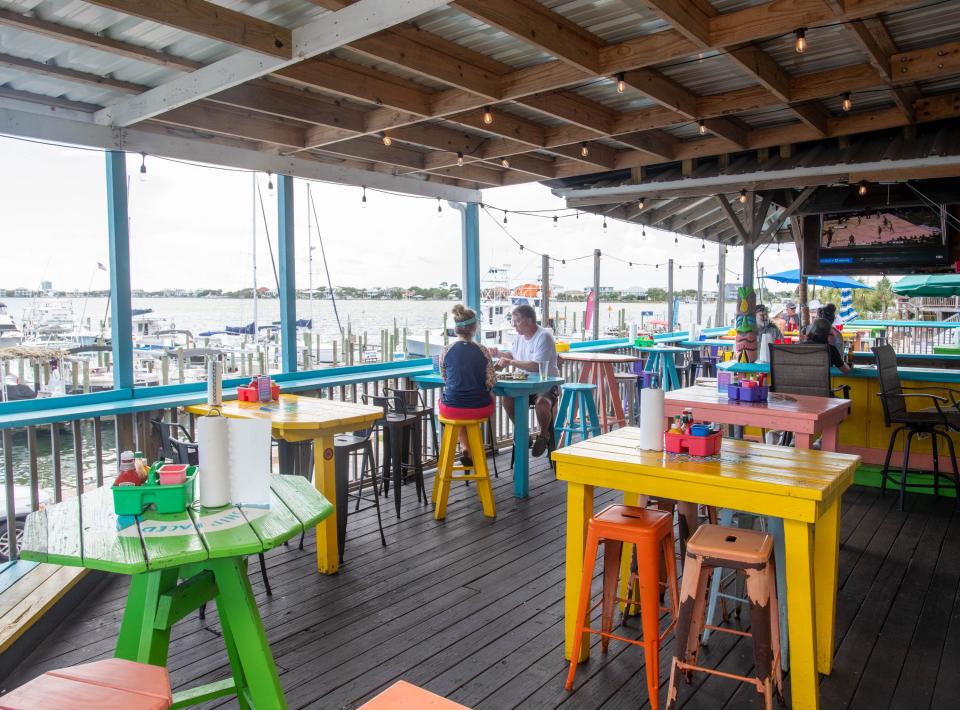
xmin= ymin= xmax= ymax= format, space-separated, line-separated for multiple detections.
xmin=551 ymin=428 xmax=860 ymax=710
xmin=186 ymin=394 xmax=383 ymax=574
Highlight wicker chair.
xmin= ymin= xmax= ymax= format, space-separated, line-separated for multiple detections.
xmin=873 ymin=345 xmax=960 ymax=510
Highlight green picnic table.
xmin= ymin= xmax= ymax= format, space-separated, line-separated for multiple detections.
xmin=19 ymin=474 xmax=332 ymax=709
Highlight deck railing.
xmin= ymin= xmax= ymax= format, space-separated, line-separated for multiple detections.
xmin=848 ymin=320 xmax=960 ymax=354
xmin=0 ymin=338 xmax=646 ymax=562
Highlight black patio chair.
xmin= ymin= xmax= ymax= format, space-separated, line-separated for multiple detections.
xmin=768 ymin=344 xmax=850 ymax=446
xmin=150 ymin=417 xmax=196 ymax=463
xmin=873 ymin=344 xmax=960 ymax=510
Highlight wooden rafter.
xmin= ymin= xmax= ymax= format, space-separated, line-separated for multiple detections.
xmin=82 ymin=0 xmax=294 ymax=59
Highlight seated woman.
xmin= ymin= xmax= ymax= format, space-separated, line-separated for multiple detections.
xmin=438 ymin=304 xmax=496 ymax=465
xmin=803 ymin=318 xmax=851 ymax=374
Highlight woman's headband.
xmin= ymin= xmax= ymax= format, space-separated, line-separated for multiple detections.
xmin=454 ymin=315 xmax=477 ymax=326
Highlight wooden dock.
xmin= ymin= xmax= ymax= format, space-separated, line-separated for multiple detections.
xmin=2 ymin=454 xmax=958 ymax=709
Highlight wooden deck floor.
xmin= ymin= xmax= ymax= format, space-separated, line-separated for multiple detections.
xmin=3 ymin=452 xmax=960 ymax=709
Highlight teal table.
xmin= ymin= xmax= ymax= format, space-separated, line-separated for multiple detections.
xmin=677 ymin=339 xmax=735 ymax=348
xmin=413 ymin=373 xmax=564 ymax=498
xmin=19 ymin=475 xmax=332 ymax=709
xmin=633 ymin=345 xmax=688 ymax=391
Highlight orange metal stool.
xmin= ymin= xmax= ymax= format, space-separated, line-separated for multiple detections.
xmin=0 ymin=658 xmax=172 ymax=710
xmin=359 ymin=680 xmax=471 ymax=708
xmin=433 ymin=416 xmax=495 ymax=520
xmin=565 ymin=504 xmax=680 ymax=710
xmin=667 ymin=524 xmax=783 ymax=710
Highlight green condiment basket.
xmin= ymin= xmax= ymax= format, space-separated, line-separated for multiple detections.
xmin=112 ymin=462 xmax=198 ymax=515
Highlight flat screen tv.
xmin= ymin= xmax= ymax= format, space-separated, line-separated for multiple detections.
xmin=810 ymin=204 xmax=949 ymax=274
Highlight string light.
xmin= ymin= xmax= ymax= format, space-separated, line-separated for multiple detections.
xmin=638 ymin=198 xmax=644 ymax=210
xmin=139 ymin=152 xmax=147 ymax=182
xmin=739 ymin=189 xmax=748 ymax=204
xmin=361 ymin=186 xmax=367 ymax=208
xmin=503 ymin=211 xmax=508 ymax=224
xmin=629 ymin=261 xmax=633 ymax=267
xmin=777 ymin=238 xmax=781 ymax=253
xmin=519 ymin=244 xmax=524 ymax=252
xmin=858 ymin=181 xmax=868 ymax=196
xmin=795 ymin=28 xmax=807 ymax=53
xmin=553 ymin=215 xmax=558 ymax=228
xmin=616 ymin=73 xmax=625 ymax=93
xmin=674 ymin=233 xmax=679 ymax=244
xmin=842 ymin=93 xmax=852 ymax=111
xmin=642 ymin=227 xmax=646 ymax=238
xmin=381 ymin=133 xmax=392 ymax=146
xmin=483 ymin=107 xmax=494 ymax=125
xmin=267 ymin=172 xmax=274 ymax=196
xmin=562 ymin=259 xmax=566 ymax=265
xmin=501 ymin=158 xmax=510 ymax=168
xmin=457 ymin=152 xmax=464 ymax=167
xmin=702 ymin=239 xmax=706 ymax=249
xmin=580 ymin=142 xmax=590 ymax=157
xmin=698 ymin=119 xmax=707 ymax=135
xmin=437 ymin=197 xmax=442 ymax=214
xmin=603 ymin=216 xmax=608 ymax=232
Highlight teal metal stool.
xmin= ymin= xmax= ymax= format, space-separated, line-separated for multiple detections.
xmin=554 ymin=383 xmax=601 ymax=448
xmin=643 ymin=349 xmax=682 ymax=391
xmin=702 ymin=508 xmax=789 ymax=671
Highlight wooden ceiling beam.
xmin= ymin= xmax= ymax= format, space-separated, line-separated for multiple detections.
xmin=519 ymin=93 xmax=615 ymax=134
xmin=547 ymin=142 xmax=617 ymax=170
xmin=317 ymin=136 xmax=427 ymax=170
xmin=209 ymin=83 xmax=367 ymax=134
xmin=0 ymin=52 xmax=144 ymax=94
xmin=82 ymin=0 xmax=293 ymax=59
xmin=616 ymin=130 xmax=679 ymax=161
xmin=725 ymin=44 xmax=791 ymax=103
xmin=452 ymin=107 xmax=547 ymax=147
xmin=702 ymin=117 xmax=750 ymax=148
xmin=788 ymin=101 xmax=829 ymax=137
xmin=454 ymin=0 xmax=601 ymax=74
xmin=425 ymin=164 xmax=504 ymax=186
xmin=0 ymin=86 xmax=101 ymax=113
xmin=640 ymin=0 xmax=711 ymax=47
xmin=0 ymin=8 xmax=201 ymax=71
xmin=620 ymin=69 xmax=698 ymax=119
xmin=153 ymin=102 xmax=308 ymax=148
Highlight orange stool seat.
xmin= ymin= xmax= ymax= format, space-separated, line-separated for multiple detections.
xmin=0 ymin=658 xmax=172 ymax=710
xmin=565 ymin=504 xmax=680 ymax=710
xmin=359 ymin=680 xmax=471 ymax=708
xmin=667 ymin=524 xmax=783 ymax=710
xmin=433 ymin=416 xmax=495 ymax=520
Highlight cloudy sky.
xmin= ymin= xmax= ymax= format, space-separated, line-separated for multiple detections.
xmin=0 ymin=135 xmax=803 ymax=294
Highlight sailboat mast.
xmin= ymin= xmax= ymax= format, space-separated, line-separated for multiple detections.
xmin=251 ymin=172 xmax=258 ymax=342
xmin=307 ymin=184 xmax=314 ymax=312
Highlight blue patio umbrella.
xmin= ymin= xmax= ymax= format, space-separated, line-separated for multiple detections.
xmin=761 ymin=268 xmax=872 ymax=289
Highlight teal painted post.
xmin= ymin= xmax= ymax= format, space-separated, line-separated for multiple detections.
xmin=105 ymin=151 xmax=133 ymax=390
xmin=278 ymin=175 xmax=296 ymax=373
xmin=462 ymin=202 xmax=481 ymax=315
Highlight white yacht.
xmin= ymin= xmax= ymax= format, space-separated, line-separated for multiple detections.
xmin=0 ymin=303 xmax=22 ymax=348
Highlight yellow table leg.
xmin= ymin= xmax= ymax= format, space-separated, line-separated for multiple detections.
xmin=814 ymin=498 xmax=841 ymax=674
xmin=784 ymin=519 xmax=820 ymax=710
xmin=313 ymin=433 xmax=339 ymax=574
xmin=564 ymin=482 xmax=594 ymax=662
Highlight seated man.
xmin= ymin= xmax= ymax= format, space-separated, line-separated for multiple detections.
xmin=493 ymin=304 xmax=561 ymax=456
xmin=755 ymin=303 xmax=783 ymax=342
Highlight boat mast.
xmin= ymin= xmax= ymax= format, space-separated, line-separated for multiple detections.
xmin=251 ymin=172 xmax=258 ymax=343
xmin=307 ymin=184 xmax=314 ymax=316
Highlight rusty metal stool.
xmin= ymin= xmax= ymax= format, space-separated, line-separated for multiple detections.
xmin=667 ymin=524 xmax=783 ymax=710
xmin=615 ymin=371 xmax=639 ymax=425
xmin=565 ymin=504 xmax=680 ymax=710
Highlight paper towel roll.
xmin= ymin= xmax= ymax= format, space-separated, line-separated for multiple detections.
xmin=228 ymin=418 xmax=273 ymax=507
xmin=197 ymin=416 xmax=230 ymax=508
xmin=638 ymin=387 xmax=665 ymax=451
xmin=757 ymin=332 xmax=772 ymax=364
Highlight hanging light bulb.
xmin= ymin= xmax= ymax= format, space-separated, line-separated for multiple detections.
xmin=437 ymin=197 xmax=442 ymax=214
xmin=519 ymin=244 xmax=524 ymax=252
xmin=361 ymin=186 xmax=367 ymax=208
xmin=580 ymin=142 xmax=589 ymax=158
xmin=553 ymin=215 xmax=558 ymax=228
xmin=638 ymin=198 xmax=645 ymax=210
xmin=629 ymin=261 xmax=633 ymax=267
xmin=483 ymin=106 xmax=494 ymax=125
xmin=562 ymin=259 xmax=566 ymax=265
xmin=502 ymin=211 xmax=508 ymax=224
xmin=616 ymin=73 xmax=625 ymax=93
xmin=656 ymin=263 xmax=659 ymax=269
xmin=795 ymin=28 xmax=807 ymax=54
xmin=698 ymin=119 xmax=707 ymax=135
xmin=702 ymin=239 xmax=706 ymax=250
xmin=138 ymin=152 xmax=147 ymax=182
xmin=842 ymin=93 xmax=852 ymax=112
xmin=456 ymin=152 xmax=464 ymax=167
xmin=777 ymin=239 xmax=781 ymax=253
xmin=642 ymin=226 xmax=646 ymax=238
xmin=603 ymin=217 xmax=608 ymax=232
xmin=739 ymin=189 xmax=748 ymax=204
xmin=858 ymin=181 xmax=868 ymax=196
xmin=267 ymin=172 xmax=274 ymax=197
xmin=500 ymin=158 xmax=510 ymax=168
xmin=674 ymin=233 xmax=679 ymax=244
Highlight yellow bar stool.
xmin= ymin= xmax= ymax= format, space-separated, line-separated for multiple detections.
xmin=433 ymin=416 xmax=496 ymax=520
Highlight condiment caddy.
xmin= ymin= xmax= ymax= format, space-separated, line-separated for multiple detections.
xmin=237 ymin=375 xmax=280 ymax=402
xmin=664 ymin=408 xmax=722 ymax=456
xmin=112 ymin=459 xmax=198 ymax=516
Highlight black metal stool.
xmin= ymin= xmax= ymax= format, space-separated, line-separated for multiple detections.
xmin=364 ymin=394 xmax=426 ymax=518
xmin=334 ymin=425 xmax=386 ymax=562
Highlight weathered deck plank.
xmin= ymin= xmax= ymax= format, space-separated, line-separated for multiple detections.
xmin=2 ymin=452 xmax=958 ymax=710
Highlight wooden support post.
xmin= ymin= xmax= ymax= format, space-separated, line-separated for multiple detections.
xmin=697 ymin=261 xmax=704 ymax=325
xmin=592 ymin=249 xmax=601 ymax=341
xmin=667 ymin=258 xmax=675 ymax=331
xmin=716 ymin=242 xmax=727 ymax=327
xmin=541 ymin=253 xmax=551 ymax=327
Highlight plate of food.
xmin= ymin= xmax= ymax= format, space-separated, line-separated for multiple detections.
xmin=497 ymin=371 xmax=529 ymax=381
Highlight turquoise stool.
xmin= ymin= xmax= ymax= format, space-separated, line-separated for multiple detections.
xmin=643 ymin=350 xmax=682 ymax=391
xmin=554 ymin=383 xmax=601 ymax=448
xmin=702 ymin=508 xmax=789 ymax=671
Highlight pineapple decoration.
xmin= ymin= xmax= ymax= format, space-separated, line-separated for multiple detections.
xmin=735 ymin=286 xmax=758 ymax=362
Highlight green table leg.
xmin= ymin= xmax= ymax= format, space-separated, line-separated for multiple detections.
xmin=115 ymin=567 xmax=179 ymax=665
xmin=210 ymin=557 xmax=288 ymax=710
xmin=218 ymin=586 xmax=253 ymax=710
